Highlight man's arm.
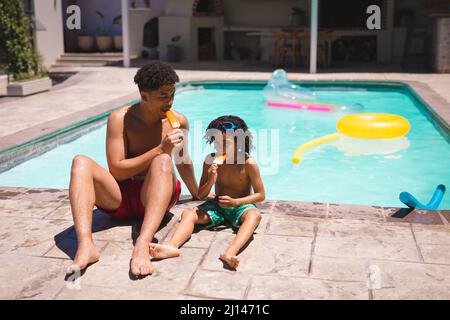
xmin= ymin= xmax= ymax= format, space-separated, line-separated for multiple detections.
xmin=174 ymin=111 xmax=199 ymax=199
xmin=197 ymin=161 xmax=217 ymax=200
xmin=106 ymin=109 xmax=182 ymax=181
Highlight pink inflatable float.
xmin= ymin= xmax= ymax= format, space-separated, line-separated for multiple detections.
xmin=266 ymin=101 xmax=334 ymax=112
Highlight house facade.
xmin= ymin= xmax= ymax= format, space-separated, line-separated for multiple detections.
xmin=1 ymin=0 xmax=450 ymax=73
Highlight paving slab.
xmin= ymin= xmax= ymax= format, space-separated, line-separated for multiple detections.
xmin=184 ymin=269 xmax=251 ymax=300
xmin=44 ymin=202 xmax=72 ymax=220
xmin=246 ymin=275 xmax=369 ymax=300
xmin=417 ymin=244 xmax=450 ymax=265
xmin=384 ymin=208 xmax=444 ymax=225
xmin=0 ymin=254 xmax=66 ymax=299
xmin=256 ymin=200 xmax=277 ymax=213
xmin=55 ymin=285 xmax=124 ymax=300
xmin=0 ymin=215 xmax=73 ymax=256
xmin=318 ymin=219 xmax=413 ymax=240
xmin=328 ymin=204 xmax=384 ymax=222
xmin=200 ymin=232 xmax=312 ymax=277
xmin=271 ymin=201 xmax=327 ymax=219
xmin=412 ymin=224 xmax=450 ymax=245
xmin=79 ymin=241 xmax=205 ymax=294
xmin=370 ymin=260 xmax=450 ymax=299
xmin=0 ymin=187 xmax=29 ymax=200
xmin=0 ymin=199 xmax=62 ymax=219
xmin=315 ymin=221 xmax=421 ymax=262
xmin=310 ymin=256 xmax=370 ymax=282
xmin=13 ymin=188 xmax=69 ymax=202
xmin=164 ymin=227 xmax=216 ymax=249
xmin=266 ymin=212 xmax=316 ymax=237
xmin=440 ymin=211 xmax=450 ymax=224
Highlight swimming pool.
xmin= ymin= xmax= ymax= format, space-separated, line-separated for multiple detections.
xmin=1 ymin=82 xmax=449 ymax=209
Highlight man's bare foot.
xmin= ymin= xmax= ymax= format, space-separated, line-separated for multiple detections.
xmin=66 ymin=241 xmax=100 ymax=274
xmin=130 ymin=239 xmax=154 ymax=276
xmin=219 ymin=252 xmax=240 ymax=270
xmin=149 ymin=243 xmax=180 ymax=260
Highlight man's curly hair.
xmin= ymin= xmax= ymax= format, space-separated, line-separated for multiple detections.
xmin=134 ymin=61 xmax=179 ymax=92
xmin=205 ymin=115 xmax=253 ymax=154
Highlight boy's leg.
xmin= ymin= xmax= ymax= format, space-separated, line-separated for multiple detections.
xmin=149 ymin=207 xmax=211 ymax=260
xmin=220 ymin=208 xmax=262 ymax=269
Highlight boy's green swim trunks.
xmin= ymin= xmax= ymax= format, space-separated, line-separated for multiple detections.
xmin=197 ymin=198 xmax=257 ymax=229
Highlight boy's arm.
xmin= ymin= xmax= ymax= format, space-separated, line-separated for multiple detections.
xmin=218 ymin=158 xmax=265 ymax=207
xmin=197 ymin=160 xmax=217 ymax=200
xmin=107 ymin=109 xmax=182 ymax=181
xmin=174 ymin=112 xmax=199 ymax=199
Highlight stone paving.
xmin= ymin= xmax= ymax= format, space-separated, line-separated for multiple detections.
xmin=1 ymin=187 xmax=449 ymax=300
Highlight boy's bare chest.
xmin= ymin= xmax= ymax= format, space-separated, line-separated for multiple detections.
xmin=217 ymin=165 xmax=249 ymax=188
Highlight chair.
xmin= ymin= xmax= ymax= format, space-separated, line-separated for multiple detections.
xmin=305 ymin=30 xmax=335 ymax=67
xmin=273 ymin=31 xmax=302 ymax=68
xmin=402 ymin=16 xmax=431 ymax=71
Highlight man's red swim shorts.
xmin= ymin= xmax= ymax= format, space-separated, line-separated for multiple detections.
xmin=97 ymin=178 xmax=181 ymax=219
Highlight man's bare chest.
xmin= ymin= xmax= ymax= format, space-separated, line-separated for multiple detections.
xmin=124 ymin=119 xmax=171 ymax=158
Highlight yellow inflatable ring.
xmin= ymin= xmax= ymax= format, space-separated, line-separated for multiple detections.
xmin=337 ymin=113 xmax=410 ymax=139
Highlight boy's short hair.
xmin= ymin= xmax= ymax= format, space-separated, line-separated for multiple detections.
xmin=134 ymin=60 xmax=179 ymax=92
xmin=205 ymin=115 xmax=253 ymax=154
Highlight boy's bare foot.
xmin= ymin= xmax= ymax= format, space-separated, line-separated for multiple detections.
xmin=149 ymin=243 xmax=180 ymax=260
xmin=219 ymin=252 xmax=240 ymax=270
xmin=66 ymin=241 xmax=100 ymax=274
xmin=130 ymin=239 xmax=154 ymax=276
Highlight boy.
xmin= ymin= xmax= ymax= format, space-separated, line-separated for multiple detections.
xmin=150 ymin=115 xmax=265 ymax=269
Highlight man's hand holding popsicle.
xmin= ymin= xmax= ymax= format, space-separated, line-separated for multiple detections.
xmin=161 ymin=110 xmax=183 ymax=154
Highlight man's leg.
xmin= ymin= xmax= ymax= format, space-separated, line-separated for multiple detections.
xmin=130 ymin=153 xmax=176 ymax=276
xmin=220 ymin=209 xmax=262 ymax=269
xmin=67 ymin=155 xmax=121 ymax=274
xmin=149 ymin=207 xmax=211 ymax=260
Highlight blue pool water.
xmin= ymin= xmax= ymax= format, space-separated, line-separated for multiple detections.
xmin=1 ymin=83 xmax=449 ymax=208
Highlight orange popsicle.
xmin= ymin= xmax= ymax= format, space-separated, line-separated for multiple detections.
xmin=166 ymin=110 xmax=180 ymax=129
xmin=213 ymin=154 xmax=226 ymax=165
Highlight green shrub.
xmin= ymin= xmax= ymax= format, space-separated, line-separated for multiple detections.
xmin=0 ymin=0 xmax=47 ymax=81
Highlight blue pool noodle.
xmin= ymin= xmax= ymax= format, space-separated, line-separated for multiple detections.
xmin=399 ymin=184 xmax=446 ymax=210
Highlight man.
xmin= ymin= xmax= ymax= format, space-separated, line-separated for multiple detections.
xmin=67 ymin=61 xmax=198 ymax=277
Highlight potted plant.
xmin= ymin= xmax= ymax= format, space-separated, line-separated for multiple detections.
xmin=167 ymin=35 xmax=182 ymax=62
xmin=95 ymin=10 xmax=122 ymax=52
xmin=112 ymin=16 xmax=123 ymax=51
xmin=0 ymin=0 xmax=52 ymax=96
xmin=78 ymin=34 xmax=95 ymax=52
xmin=290 ymin=7 xmax=306 ymax=27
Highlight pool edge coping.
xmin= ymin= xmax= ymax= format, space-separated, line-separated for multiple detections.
xmin=1 ymin=186 xmax=449 ymax=225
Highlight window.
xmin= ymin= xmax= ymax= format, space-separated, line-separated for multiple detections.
xmin=319 ymin=0 xmax=385 ymax=29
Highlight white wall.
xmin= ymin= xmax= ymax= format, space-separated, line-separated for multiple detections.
xmin=165 ymin=0 xmax=195 ymax=16
xmin=0 ymin=75 xmax=8 ymax=96
xmin=159 ymin=16 xmax=192 ymax=60
xmin=33 ymin=0 xmax=65 ymax=68
xmin=129 ymin=8 xmax=165 ymax=56
xmin=159 ymin=15 xmax=224 ymax=62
